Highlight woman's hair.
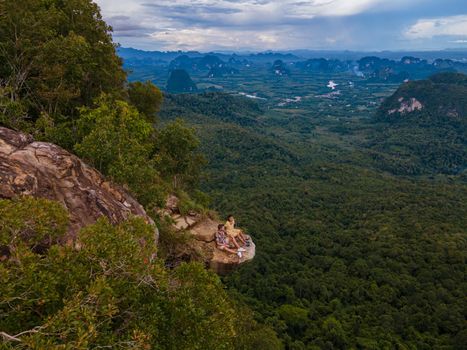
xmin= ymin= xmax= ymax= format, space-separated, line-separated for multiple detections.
xmin=227 ymin=215 xmax=234 ymax=220
xmin=218 ymin=224 xmax=224 ymax=230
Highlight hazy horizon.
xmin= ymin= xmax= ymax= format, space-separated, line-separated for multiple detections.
xmin=95 ymin=0 xmax=467 ymax=52
xmin=119 ymin=46 xmax=467 ymax=54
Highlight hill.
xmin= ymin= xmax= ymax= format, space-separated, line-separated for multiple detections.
xmin=367 ymin=72 xmax=467 ymax=175
xmin=271 ymin=60 xmax=290 ymax=76
xmin=166 ymin=69 xmax=198 ymax=93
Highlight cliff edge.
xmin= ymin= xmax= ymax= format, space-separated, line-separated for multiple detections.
xmin=0 ymin=127 xmax=156 ymax=244
xmin=161 ymin=195 xmax=256 ymax=275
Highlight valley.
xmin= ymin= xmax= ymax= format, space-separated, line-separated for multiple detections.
xmin=153 ymin=56 xmax=467 ymax=348
xmin=2 ymin=1 xmax=466 ymax=348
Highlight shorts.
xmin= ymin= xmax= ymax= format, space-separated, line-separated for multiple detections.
xmin=226 ymin=229 xmax=241 ymax=238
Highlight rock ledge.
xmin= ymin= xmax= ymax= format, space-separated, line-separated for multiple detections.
xmin=162 ymin=195 xmax=255 ymax=275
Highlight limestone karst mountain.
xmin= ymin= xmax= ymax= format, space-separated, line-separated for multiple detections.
xmin=166 ymin=69 xmax=198 ymax=93
xmin=271 ymin=59 xmax=290 ymax=76
xmin=369 ymin=72 xmax=467 ymax=175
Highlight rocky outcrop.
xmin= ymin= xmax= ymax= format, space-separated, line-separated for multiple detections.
xmin=0 ymin=127 xmax=156 ymax=244
xmin=161 ymin=195 xmax=255 ymax=275
xmin=388 ymin=97 xmax=423 ymax=115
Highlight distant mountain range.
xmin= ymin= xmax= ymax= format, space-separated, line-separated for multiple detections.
xmin=118 ymin=47 xmax=467 ymax=62
xmin=118 ymin=47 xmax=467 ymax=87
xmin=118 ymin=47 xmax=301 ymax=64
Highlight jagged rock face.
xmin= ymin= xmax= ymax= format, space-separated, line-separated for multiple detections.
xmin=0 ymin=127 xmax=156 ymax=243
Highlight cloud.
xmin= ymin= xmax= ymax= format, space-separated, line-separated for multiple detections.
xmin=107 ymin=15 xmax=148 ymax=36
xmin=405 ymin=15 xmax=467 ymax=39
xmin=285 ymin=0 xmax=387 ymax=18
xmin=93 ymin=0 xmax=467 ymax=51
xmin=150 ymin=27 xmax=287 ymax=50
xmin=139 ymin=0 xmax=395 ymax=26
xmin=98 ymin=0 xmax=391 ymax=49
xmin=97 ymin=0 xmax=392 ymax=30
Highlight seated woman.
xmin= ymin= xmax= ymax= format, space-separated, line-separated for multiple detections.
xmin=225 ymin=215 xmax=249 ymax=247
xmin=215 ymin=224 xmax=245 ymax=257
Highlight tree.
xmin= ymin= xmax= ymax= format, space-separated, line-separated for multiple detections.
xmin=156 ymin=119 xmax=206 ymax=190
xmin=0 ymin=197 xmax=68 ymax=255
xmin=0 ymin=198 xmax=242 ymax=349
xmin=74 ymin=95 xmax=167 ymax=209
xmin=0 ymin=0 xmax=126 ymax=126
xmin=277 ymin=304 xmax=309 ymax=337
xmin=128 ymin=81 xmax=163 ymax=122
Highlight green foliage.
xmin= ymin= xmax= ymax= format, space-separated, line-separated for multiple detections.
xmin=162 ymin=93 xmax=262 ymax=127
xmin=0 ymin=2 xmax=281 ymax=348
xmin=177 ymin=190 xmax=207 ymax=216
xmin=155 ymin=215 xmax=197 ymax=262
xmin=73 ymin=95 xmax=208 ymax=210
xmin=230 ymin=300 xmax=284 ymax=350
xmin=155 ymin=118 xmax=206 ymax=190
xmin=128 ymin=81 xmax=163 ymax=122
xmin=74 ymin=95 xmax=167 ymax=209
xmin=278 ymin=304 xmax=309 ymax=333
xmin=159 ymin=91 xmax=467 ymax=349
xmin=71 ymin=94 xmax=209 ymax=209
xmin=0 ymin=197 xmax=68 ymax=250
xmin=0 ymin=0 xmax=126 ymax=126
xmin=0 ymin=202 xmax=250 ymax=349
xmin=372 ymin=72 xmax=467 ymax=175
xmin=5 ymin=1 xmax=465 ymax=348
xmin=0 ymin=87 xmax=30 ymax=130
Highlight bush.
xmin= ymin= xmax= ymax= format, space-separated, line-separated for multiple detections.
xmin=0 ymin=197 xmax=68 ymax=252
xmin=0 ymin=204 xmax=271 ymax=349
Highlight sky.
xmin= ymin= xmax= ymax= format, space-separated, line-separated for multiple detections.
xmin=94 ymin=0 xmax=467 ymax=52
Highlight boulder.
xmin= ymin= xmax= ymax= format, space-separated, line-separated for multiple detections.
xmin=172 ymin=214 xmax=198 ymax=231
xmin=190 ymin=217 xmax=218 ymax=242
xmin=0 ymin=127 xmax=157 ymax=243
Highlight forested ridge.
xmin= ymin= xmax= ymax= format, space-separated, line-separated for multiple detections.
xmin=368 ymin=72 xmax=467 ymax=175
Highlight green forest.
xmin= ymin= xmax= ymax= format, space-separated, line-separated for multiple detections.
xmin=1 ymin=1 xmax=466 ymax=350
xmin=160 ymin=86 xmax=467 ymax=349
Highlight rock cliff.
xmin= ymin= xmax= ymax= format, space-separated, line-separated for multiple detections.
xmin=0 ymin=127 xmax=156 ymax=244
xmin=0 ymin=126 xmax=253 ymax=274
xmin=161 ymin=195 xmax=255 ymax=275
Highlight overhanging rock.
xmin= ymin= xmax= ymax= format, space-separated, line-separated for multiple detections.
xmin=161 ymin=195 xmax=255 ymax=275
